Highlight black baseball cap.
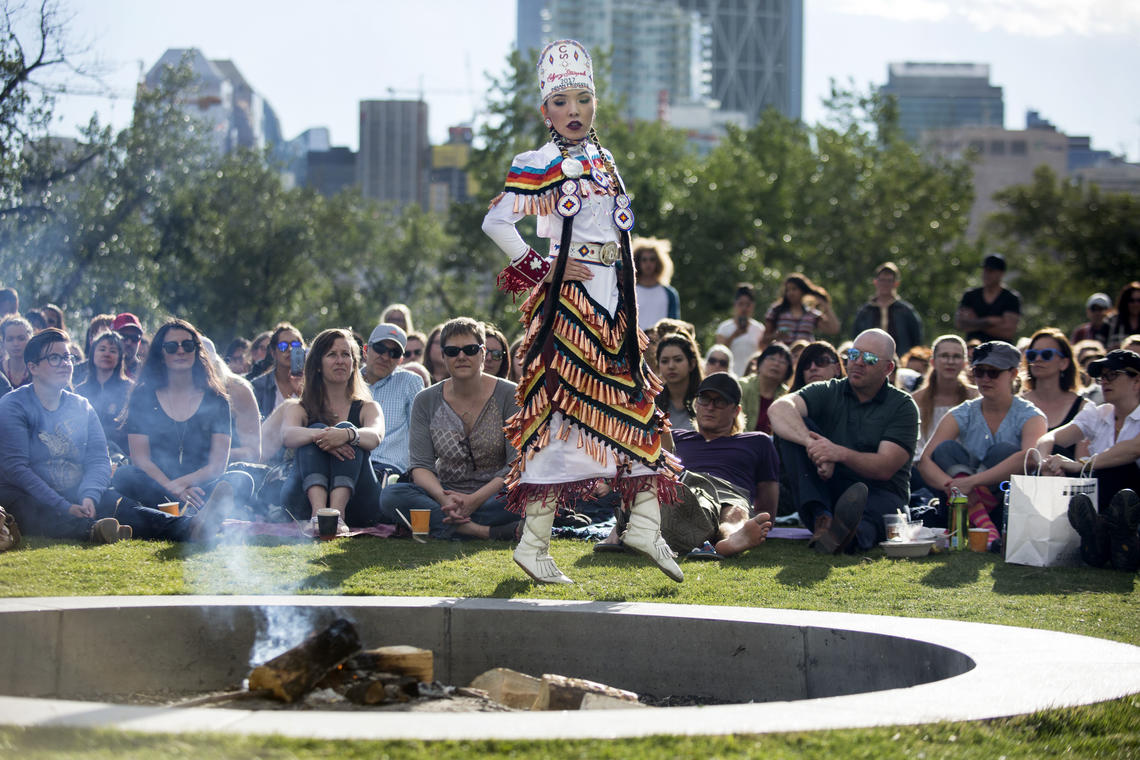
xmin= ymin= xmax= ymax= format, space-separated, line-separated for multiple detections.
xmin=1088 ymin=349 xmax=1140 ymax=379
xmin=982 ymin=253 xmax=1006 ymax=271
xmin=696 ymin=372 xmax=741 ymax=406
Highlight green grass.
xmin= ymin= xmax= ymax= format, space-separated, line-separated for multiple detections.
xmin=1 ymin=534 xmax=1138 ymax=757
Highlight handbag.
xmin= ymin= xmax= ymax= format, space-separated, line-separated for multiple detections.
xmin=1005 ymin=450 xmax=1096 ymax=567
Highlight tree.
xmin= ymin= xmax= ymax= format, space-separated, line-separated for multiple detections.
xmin=984 ymin=165 xmax=1140 ymax=334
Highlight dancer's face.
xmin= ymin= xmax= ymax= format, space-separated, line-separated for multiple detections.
xmin=542 ymin=88 xmax=595 ymax=143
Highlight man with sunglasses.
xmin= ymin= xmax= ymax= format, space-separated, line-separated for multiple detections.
xmin=770 ymin=329 xmax=918 ymax=554
xmin=362 ymin=323 xmax=423 ymax=480
xmin=112 ymin=312 xmax=145 ymax=380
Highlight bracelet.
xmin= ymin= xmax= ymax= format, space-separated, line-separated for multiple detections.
xmin=346 ymin=426 xmax=359 ymax=446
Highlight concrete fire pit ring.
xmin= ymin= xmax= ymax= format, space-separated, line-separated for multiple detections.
xmin=1 ymin=596 xmax=1138 ymax=740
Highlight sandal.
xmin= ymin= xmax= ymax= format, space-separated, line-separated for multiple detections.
xmin=685 ymin=541 xmax=724 ymax=561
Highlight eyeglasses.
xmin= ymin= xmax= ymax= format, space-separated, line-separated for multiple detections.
xmin=1025 ymin=348 xmax=1059 ymax=362
xmin=486 ymin=348 xmax=506 ymax=362
xmin=162 ymin=339 xmax=199 ymax=354
xmin=707 ymin=357 xmax=729 ymax=367
xmin=809 ymin=355 xmax=837 ymax=368
xmin=1100 ymin=369 xmax=1139 ymax=383
xmin=695 ymin=393 xmax=732 ymax=409
xmin=971 ymin=367 xmax=1007 ymax=380
xmin=277 ymin=340 xmax=302 ymax=353
xmin=370 ymin=342 xmax=403 ymax=359
xmin=442 ymin=343 xmax=483 ymax=358
xmin=36 ymin=352 xmax=79 ymax=367
xmin=844 ymin=348 xmax=880 ymax=366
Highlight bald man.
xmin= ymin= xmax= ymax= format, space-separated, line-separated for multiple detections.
xmin=769 ymin=329 xmax=919 ymax=554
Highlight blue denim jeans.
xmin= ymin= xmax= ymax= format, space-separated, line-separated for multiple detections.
xmin=930 ymin=440 xmax=1021 ymax=480
xmin=0 ymin=485 xmax=200 ymax=542
xmin=379 ymin=481 xmax=517 ymax=539
xmin=112 ymin=464 xmax=255 ymax=512
xmin=283 ymin=423 xmax=382 ymax=527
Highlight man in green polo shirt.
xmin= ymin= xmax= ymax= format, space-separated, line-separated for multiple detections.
xmin=770 ymin=329 xmax=918 ymax=553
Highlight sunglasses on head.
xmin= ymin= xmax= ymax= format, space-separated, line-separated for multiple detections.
xmin=162 ymin=339 xmax=198 ymax=355
xmin=277 ymin=340 xmax=302 ymax=353
xmin=843 ymin=348 xmax=880 ymax=366
xmin=1025 ymin=348 xmax=1059 ymax=362
xmin=971 ymin=366 xmax=1006 ymax=380
xmin=370 ymin=342 xmax=403 ymax=359
xmin=442 ymin=343 xmax=483 ymax=358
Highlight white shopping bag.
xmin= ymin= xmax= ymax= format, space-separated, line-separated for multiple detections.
xmin=1005 ymin=451 xmax=1097 ymax=567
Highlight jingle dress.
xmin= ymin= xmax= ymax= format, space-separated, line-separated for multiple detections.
xmin=482 ymin=140 xmax=679 ymax=512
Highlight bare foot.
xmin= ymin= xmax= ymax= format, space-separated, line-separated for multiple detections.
xmin=715 ymin=512 xmax=772 ymax=557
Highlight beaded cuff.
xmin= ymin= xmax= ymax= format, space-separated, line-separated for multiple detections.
xmin=496 ymin=247 xmax=550 ymax=296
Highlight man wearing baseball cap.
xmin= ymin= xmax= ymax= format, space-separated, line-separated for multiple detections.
xmin=1071 ymin=292 xmax=1113 ymax=347
xmin=112 ymin=313 xmax=144 ymax=379
xmin=363 ymin=322 xmax=424 ymax=480
xmin=955 ymin=253 xmax=1021 ymax=343
xmin=594 ymin=372 xmax=777 ymax=559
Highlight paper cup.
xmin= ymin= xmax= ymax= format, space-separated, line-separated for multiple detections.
xmin=157 ymin=502 xmax=181 ymax=517
xmin=968 ymin=528 xmax=989 ymax=552
xmin=316 ymin=508 xmax=340 ymax=540
xmin=883 ymin=513 xmax=906 ymax=541
xmin=409 ymin=508 xmax=431 ymax=536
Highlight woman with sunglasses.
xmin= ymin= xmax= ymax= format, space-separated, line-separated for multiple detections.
xmin=1037 ymin=350 xmax=1140 ymax=570
xmin=1020 ymin=328 xmax=1089 ymax=460
xmin=482 ymin=322 xmax=511 ymax=379
xmin=655 ymin=332 xmax=703 ymax=432
xmin=789 ymin=341 xmax=844 ymax=393
xmin=379 ymin=318 xmax=521 ymax=540
xmin=249 ymin=322 xmax=305 ymax=419
xmin=113 ymin=319 xmax=255 ymax=527
xmin=481 ymin=40 xmax=681 ymax=584
xmin=918 ymin=341 xmax=1047 ymax=547
xmin=281 ymin=328 xmax=384 ymax=531
xmin=74 ymin=331 xmax=134 ymax=454
xmin=740 ymin=343 xmax=793 ymax=434
xmin=704 ymin=345 xmax=734 ymax=377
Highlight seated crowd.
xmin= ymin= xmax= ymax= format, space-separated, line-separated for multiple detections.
xmin=0 ymin=260 xmax=1136 ymax=574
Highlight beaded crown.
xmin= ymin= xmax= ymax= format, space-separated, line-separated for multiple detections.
xmin=537 ymin=39 xmax=593 ymax=103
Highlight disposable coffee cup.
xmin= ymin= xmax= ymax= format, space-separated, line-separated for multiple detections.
xmin=409 ymin=508 xmax=431 ymax=537
xmin=968 ymin=528 xmax=989 ymax=552
xmin=157 ymin=501 xmax=181 ymax=517
xmin=317 ymin=508 xmax=340 ymax=540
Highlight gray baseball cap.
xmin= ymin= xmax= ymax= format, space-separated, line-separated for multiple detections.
xmin=368 ymin=323 xmax=407 ymax=349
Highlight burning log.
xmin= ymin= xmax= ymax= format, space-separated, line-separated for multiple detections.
xmin=346 ymin=645 xmax=434 ymax=683
xmin=248 ymin=618 xmax=361 ymax=703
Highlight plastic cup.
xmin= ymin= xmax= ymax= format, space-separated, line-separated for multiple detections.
xmin=409 ymin=508 xmax=431 ymax=537
xmin=157 ymin=502 xmax=181 ymax=517
xmin=968 ymin=528 xmax=989 ymax=552
xmin=316 ymin=508 xmax=340 ymax=540
xmin=905 ymin=519 xmax=923 ymax=542
xmin=883 ymin=513 xmax=906 ymax=542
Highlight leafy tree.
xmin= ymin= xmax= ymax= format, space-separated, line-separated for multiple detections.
xmin=984 ymin=165 xmax=1140 ymax=334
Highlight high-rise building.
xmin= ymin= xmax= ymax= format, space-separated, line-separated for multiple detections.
xmin=357 ymin=100 xmax=430 ymax=209
xmin=677 ymin=0 xmax=802 ymax=123
xmin=307 ymin=148 xmax=358 ymax=198
xmin=144 ymin=49 xmax=281 ymax=155
xmin=880 ymin=62 xmax=1003 ymax=144
xmin=517 ymin=0 xmax=801 ymax=126
xmin=430 ymin=125 xmax=475 ymax=215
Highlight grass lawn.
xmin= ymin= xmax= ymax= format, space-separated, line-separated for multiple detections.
xmin=1 ymin=533 xmax=1138 ymax=758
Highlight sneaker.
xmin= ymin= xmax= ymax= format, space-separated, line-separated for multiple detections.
xmin=89 ymin=517 xmax=122 ymax=544
xmin=1106 ymin=490 xmax=1140 ymax=572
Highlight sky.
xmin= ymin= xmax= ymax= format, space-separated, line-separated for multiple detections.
xmin=38 ymin=0 xmax=1140 ymax=161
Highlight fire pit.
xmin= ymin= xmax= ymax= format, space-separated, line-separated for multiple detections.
xmin=1 ymin=596 xmax=1139 ymax=740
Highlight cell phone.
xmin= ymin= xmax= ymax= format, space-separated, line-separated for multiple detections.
xmin=290 ymin=345 xmax=306 ymax=376
xmin=737 ymin=315 xmax=748 ymax=330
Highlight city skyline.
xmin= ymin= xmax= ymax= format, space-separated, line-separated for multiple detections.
xmin=40 ymin=0 xmax=1140 ymax=161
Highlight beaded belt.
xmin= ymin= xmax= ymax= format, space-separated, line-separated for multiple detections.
xmin=551 ymin=241 xmax=621 ymax=266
